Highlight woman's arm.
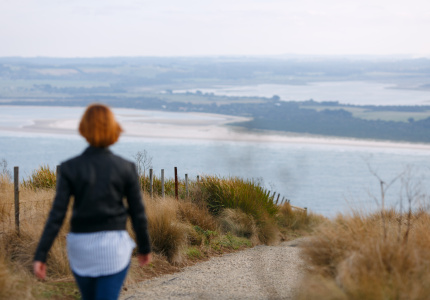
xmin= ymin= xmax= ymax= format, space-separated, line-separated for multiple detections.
xmin=33 ymin=261 xmax=47 ymax=280
xmin=125 ymin=163 xmax=152 ymax=255
xmin=138 ymin=253 xmax=152 ymax=266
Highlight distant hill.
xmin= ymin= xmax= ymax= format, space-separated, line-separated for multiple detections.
xmin=2 ymin=56 xmax=430 ymax=143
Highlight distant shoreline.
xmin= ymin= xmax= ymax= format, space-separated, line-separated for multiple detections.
xmin=2 ymin=105 xmax=430 ymax=151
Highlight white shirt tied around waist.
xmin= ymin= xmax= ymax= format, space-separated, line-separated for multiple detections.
xmin=66 ymin=230 xmax=136 ymax=277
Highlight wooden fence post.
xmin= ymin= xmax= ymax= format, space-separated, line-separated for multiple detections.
xmin=185 ymin=174 xmax=189 ymax=198
xmin=174 ymin=167 xmax=178 ymax=200
xmin=276 ymin=193 xmax=280 ymax=204
xmin=197 ymin=175 xmax=200 ymax=183
xmin=161 ymin=169 xmax=165 ymax=199
xmin=14 ymin=166 xmax=19 ymax=235
xmin=304 ymin=207 xmax=308 ymax=217
xmin=149 ymin=168 xmax=153 ymax=198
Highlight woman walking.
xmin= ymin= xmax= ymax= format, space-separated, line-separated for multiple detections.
xmin=33 ymin=104 xmax=151 ymax=300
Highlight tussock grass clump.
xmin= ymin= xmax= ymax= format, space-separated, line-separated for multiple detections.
xmin=0 ymin=173 xmax=11 ymax=189
xmin=1 ymin=223 xmax=71 ymax=279
xmin=276 ymin=202 xmax=325 ymax=232
xmin=256 ymin=216 xmax=282 ymax=245
xmin=298 ymin=209 xmax=430 ymax=300
xmin=144 ymin=196 xmax=188 ymax=264
xmin=199 ymin=176 xmax=278 ymax=221
xmin=0 ymin=255 xmax=33 ymax=300
xmin=0 ymin=175 xmax=13 ymax=220
xmin=177 ymin=200 xmax=218 ymax=232
xmin=219 ymin=208 xmax=258 ymax=242
xmin=23 ymin=165 xmax=57 ymax=190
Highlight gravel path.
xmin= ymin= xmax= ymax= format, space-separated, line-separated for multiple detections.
xmin=121 ymin=240 xmax=305 ymax=300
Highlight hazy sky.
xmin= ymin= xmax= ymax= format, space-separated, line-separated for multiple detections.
xmin=1 ymin=0 xmax=429 ymax=57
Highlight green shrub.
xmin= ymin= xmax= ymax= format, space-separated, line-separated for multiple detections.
xmin=212 ymin=233 xmax=252 ymax=251
xmin=186 ymin=247 xmax=203 ymax=260
xmin=194 ymin=225 xmax=217 ymax=245
xmin=198 ymin=176 xmax=278 ymax=222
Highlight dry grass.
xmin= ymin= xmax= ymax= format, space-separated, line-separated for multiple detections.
xmin=177 ymin=199 xmax=218 ymax=232
xmin=298 ymin=209 xmax=430 ymax=300
xmin=256 ymin=215 xmax=282 ymax=245
xmin=0 ymin=186 xmax=72 ymax=280
xmin=0 ymin=166 xmax=319 ymax=299
xmin=219 ymin=208 xmax=258 ymax=242
xmin=277 ymin=202 xmax=309 ymax=230
xmin=144 ymin=195 xmax=189 ymax=264
xmin=0 ymin=255 xmax=33 ymax=300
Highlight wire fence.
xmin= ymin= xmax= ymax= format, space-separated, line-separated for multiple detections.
xmin=0 ymin=199 xmax=52 ymax=236
xmin=1 ymin=165 xmax=306 ymax=240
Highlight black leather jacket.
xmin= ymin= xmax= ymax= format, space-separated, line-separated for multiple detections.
xmin=34 ymin=146 xmax=151 ymax=263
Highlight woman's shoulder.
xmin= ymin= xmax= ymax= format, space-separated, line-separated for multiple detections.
xmin=60 ymin=147 xmax=136 ymax=173
xmin=112 ymin=154 xmax=136 ymax=169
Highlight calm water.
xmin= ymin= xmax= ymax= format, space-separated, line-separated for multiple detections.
xmin=1 ymin=120 xmax=430 ymax=217
xmin=176 ymin=81 xmax=430 ymax=106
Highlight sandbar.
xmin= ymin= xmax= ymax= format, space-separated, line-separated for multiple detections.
xmin=1 ymin=106 xmax=430 ymax=151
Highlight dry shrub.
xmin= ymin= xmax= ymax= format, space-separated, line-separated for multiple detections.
xmin=219 ymin=208 xmax=258 ymax=244
xmin=257 ymin=216 xmax=282 ymax=245
xmin=0 ymin=173 xmax=12 ymax=190
xmin=0 ymin=255 xmax=33 ymax=300
xmin=177 ymin=200 xmax=218 ymax=232
xmin=19 ymin=187 xmax=56 ymax=225
xmin=144 ymin=195 xmax=188 ymax=264
xmin=298 ymin=210 xmax=430 ymax=300
xmin=0 ymin=175 xmax=13 ymax=220
xmin=277 ymin=203 xmax=327 ymax=233
xmin=1 ymin=224 xmax=71 ymax=279
xmin=0 ymin=184 xmax=71 ymax=281
xmin=277 ymin=202 xmax=309 ymax=230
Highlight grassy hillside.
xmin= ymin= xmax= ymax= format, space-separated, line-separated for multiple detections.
xmin=298 ymin=208 xmax=430 ymax=299
xmin=0 ymin=166 xmax=322 ymax=299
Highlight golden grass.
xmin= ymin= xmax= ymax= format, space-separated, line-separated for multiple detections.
xmin=22 ymin=165 xmax=57 ymax=190
xmin=0 ymin=255 xmax=33 ymax=300
xmin=219 ymin=208 xmax=258 ymax=242
xmin=298 ymin=209 xmax=430 ymax=300
xmin=277 ymin=202 xmax=309 ymax=230
xmin=144 ymin=196 xmax=189 ymax=264
xmin=1 ymin=168 xmax=318 ymax=298
xmin=177 ymin=199 xmax=218 ymax=232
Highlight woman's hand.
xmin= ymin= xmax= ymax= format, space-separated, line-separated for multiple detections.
xmin=138 ymin=253 xmax=152 ymax=266
xmin=34 ymin=261 xmax=47 ymax=280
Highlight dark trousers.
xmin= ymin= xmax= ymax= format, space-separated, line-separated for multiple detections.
xmin=72 ymin=264 xmax=130 ymax=300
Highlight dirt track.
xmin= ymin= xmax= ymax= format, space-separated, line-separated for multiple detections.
xmin=121 ymin=240 xmax=305 ymax=300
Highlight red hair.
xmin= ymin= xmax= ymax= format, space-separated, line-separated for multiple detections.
xmin=79 ymin=104 xmax=123 ymax=147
